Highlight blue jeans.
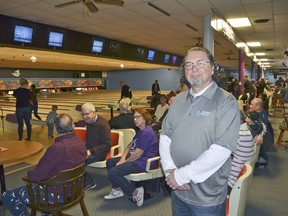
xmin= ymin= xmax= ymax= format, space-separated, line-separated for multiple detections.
xmin=16 ymin=107 xmax=32 ymax=140
xmin=2 ymin=186 xmax=62 ymax=216
xmin=46 ymin=122 xmax=54 ymax=137
xmin=106 ymin=157 xmax=142 ymax=196
xmin=171 ymin=191 xmax=226 ymax=216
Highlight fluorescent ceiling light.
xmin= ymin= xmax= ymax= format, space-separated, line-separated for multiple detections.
xmin=227 ymin=18 xmax=251 ymax=27
xmin=247 ymin=53 xmax=254 ymax=56
xmin=236 ymin=42 xmax=246 ymax=48
xmin=255 ymin=52 xmax=265 ymax=56
xmin=259 ymin=59 xmax=269 ymax=61
xmin=247 ymin=42 xmax=261 ymax=47
xmin=262 ymin=62 xmax=270 ymax=65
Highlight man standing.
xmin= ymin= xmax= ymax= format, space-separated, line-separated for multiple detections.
xmin=152 ymin=80 xmax=160 ymax=95
xmin=81 ymin=102 xmax=112 ymax=190
xmin=160 ymin=47 xmax=240 ymax=216
xmin=2 ymin=114 xmax=87 ymax=216
xmin=119 ymin=81 xmax=132 ymax=99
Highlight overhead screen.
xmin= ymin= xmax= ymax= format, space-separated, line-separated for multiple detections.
xmin=14 ymin=25 xmax=33 ymax=43
xmin=147 ymin=50 xmax=155 ymax=61
xmin=164 ymin=54 xmax=170 ymax=63
xmin=92 ymin=38 xmax=104 ymax=53
xmin=48 ymin=31 xmax=64 ymax=47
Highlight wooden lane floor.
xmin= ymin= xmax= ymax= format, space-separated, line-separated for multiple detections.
xmin=0 ymin=90 xmax=155 ymax=173
xmin=0 ymin=90 xmax=155 ymax=121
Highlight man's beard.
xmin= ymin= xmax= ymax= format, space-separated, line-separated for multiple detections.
xmin=187 ymin=78 xmax=205 ymax=87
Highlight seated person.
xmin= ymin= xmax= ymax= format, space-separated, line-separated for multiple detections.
xmin=108 ymin=98 xmax=137 ymax=131
xmin=104 ymin=109 xmax=158 ymax=207
xmin=227 ymin=110 xmax=254 ymax=195
xmin=81 ymin=102 xmax=112 ymax=191
xmin=152 ymin=92 xmax=177 ymax=132
xmin=150 ymin=92 xmax=161 ymax=110
xmin=2 ymin=114 xmax=87 ymax=216
xmin=153 ymin=94 xmax=169 ymax=122
xmin=246 ymin=111 xmax=266 ymax=139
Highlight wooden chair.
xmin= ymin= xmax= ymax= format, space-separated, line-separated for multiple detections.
xmin=72 ymin=128 xmax=124 ymax=168
xmin=270 ymin=94 xmax=285 ymax=117
xmin=276 ymin=115 xmax=288 ymax=148
xmin=226 ymin=163 xmax=253 ymax=216
xmin=23 ymin=163 xmax=89 ymax=216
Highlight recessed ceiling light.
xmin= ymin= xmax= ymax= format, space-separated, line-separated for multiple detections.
xmin=254 ymin=19 xmax=271 ymax=24
xmin=227 ymin=18 xmax=251 ymax=27
xmin=247 ymin=42 xmax=261 ymax=47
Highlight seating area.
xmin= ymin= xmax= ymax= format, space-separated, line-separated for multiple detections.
xmin=1 ymin=90 xmax=287 ymax=216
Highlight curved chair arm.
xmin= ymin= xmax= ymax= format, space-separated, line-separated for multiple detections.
xmin=110 ymin=144 xmax=121 ymax=158
xmin=145 ymin=156 xmax=161 ymax=172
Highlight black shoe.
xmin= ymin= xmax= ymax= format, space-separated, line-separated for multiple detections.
xmin=25 ymin=138 xmax=31 ymax=141
xmin=18 ymin=138 xmax=22 ymax=141
xmin=84 ymin=182 xmax=97 ymax=191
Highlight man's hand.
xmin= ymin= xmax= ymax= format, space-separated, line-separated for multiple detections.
xmin=87 ymin=150 xmax=91 ymax=158
xmin=166 ymin=169 xmax=190 ymax=191
xmin=256 ymin=134 xmax=263 ymax=145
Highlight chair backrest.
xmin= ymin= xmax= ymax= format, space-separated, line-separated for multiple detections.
xmin=73 ymin=127 xmax=87 ymax=142
xmin=247 ymin=142 xmax=260 ymax=172
xmin=113 ymin=128 xmax=136 ymax=149
xmin=227 ymin=163 xmax=253 ymax=216
xmin=109 ymin=130 xmax=124 ymax=158
xmin=73 ymin=128 xmax=124 ymax=158
xmin=271 ymin=94 xmax=284 ymax=106
xmin=23 ymin=163 xmax=87 ymax=214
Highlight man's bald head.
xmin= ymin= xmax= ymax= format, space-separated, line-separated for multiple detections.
xmin=249 ymin=98 xmax=263 ymax=112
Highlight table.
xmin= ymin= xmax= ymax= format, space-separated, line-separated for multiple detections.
xmin=0 ymin=140 xmax=43 ymax=204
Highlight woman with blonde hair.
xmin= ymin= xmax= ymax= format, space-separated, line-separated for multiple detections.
xmin=108 ymin=98 xmax=137 ymax=130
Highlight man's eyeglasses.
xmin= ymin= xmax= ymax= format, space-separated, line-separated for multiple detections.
xmin=81 ymin=111 xmax=93 ymax=116
xmin=134 ymin=115 xmax=142 ymax=119
xmin=183 ymin=60 xmax=210 ymax=70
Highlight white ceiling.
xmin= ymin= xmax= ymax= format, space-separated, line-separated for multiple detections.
xmin=0 ymin=0 xmax=288 ymax=72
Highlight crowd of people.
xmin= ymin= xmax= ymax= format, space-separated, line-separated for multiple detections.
xmin=4 ymin=46 xmax=282 ymax=215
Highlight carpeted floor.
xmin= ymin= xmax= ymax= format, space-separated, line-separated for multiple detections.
xmin=1 ymin=147 xmax=288 ymax=216
xmin=1 ymin=117 xmax=288 ymax=216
